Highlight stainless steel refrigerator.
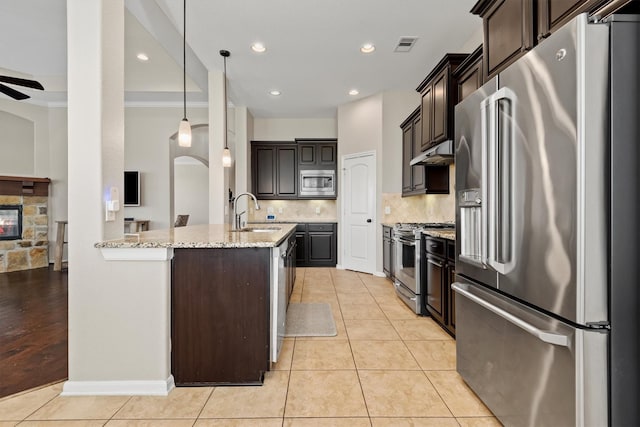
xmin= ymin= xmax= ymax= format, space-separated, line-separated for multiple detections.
xmin=453 ymin=13 xmax=639 ymax=427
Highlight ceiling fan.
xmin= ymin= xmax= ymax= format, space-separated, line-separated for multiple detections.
xmin=0 ymin=75 xmax=44 ymax=100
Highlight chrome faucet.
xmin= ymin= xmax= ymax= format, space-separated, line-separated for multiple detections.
xmin=233 ymin=192 xmax=260 ymax=229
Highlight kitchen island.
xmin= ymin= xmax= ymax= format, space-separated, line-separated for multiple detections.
xmin=95 ymin=224 xmax=296 ymax=387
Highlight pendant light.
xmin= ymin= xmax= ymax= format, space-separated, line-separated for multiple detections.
xmin=220 ymin=49 xmax=232 ymax=167
xmin=177 ymin=0 xmax=191 ymax=147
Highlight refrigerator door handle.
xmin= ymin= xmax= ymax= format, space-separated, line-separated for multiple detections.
xmin=452 ymin=282 xmax=570 ymax=347
xmin=480 ymin=97 xmax=491 ymax=267
xmin=486 ymin=88 xmax=516 ymax=275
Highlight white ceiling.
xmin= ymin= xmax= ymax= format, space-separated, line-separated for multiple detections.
xmin=0 ymin=0 xmax=482 ymax=117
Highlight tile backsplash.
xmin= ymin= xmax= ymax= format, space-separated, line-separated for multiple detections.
xmin=381 ymin=192 xmax=454 ymax=224
xmin=248 ymin=199 xmax=338 ymax=222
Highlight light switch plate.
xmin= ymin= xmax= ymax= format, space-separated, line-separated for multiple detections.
xmin=384 ymin=206 xmax=391 ymax=214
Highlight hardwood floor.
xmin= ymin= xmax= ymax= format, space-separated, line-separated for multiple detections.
xmin=0 ymin=266 xmax=67 ymax=399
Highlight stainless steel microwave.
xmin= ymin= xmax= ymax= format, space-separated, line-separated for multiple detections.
xmin=299 ymin=170 xmax=335 ymax=197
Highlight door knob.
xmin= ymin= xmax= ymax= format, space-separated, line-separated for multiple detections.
xmin=366 ymin=219 xmax=372 ymax=223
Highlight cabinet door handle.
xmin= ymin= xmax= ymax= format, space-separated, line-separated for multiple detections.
xmin=428 ymin=259 xmax=444 ymax=268
xmin=366 ymin=219 xmax=372 ymax=223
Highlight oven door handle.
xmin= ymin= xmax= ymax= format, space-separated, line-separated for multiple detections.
xmin=393 ymin=236 xmax=417 ymax=246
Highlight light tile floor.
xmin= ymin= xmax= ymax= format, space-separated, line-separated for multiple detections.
xmin=0 ymin=267 xmax=502 ymax=426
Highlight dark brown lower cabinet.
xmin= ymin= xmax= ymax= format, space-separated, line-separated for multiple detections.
xmin=425 ymin=253 xmax=446 ymax=326
xmin=286 ymin=232 xmax=297 ymax=301
xmin=382 ymin=225 xmax=394 ymax=279
xmin=424 ymin=236 xmax=456 ymax=337
xmin=171 ymin=248 xmax=271 ymax=385
xmin=295 ymin=223 xmax=337 ymax=267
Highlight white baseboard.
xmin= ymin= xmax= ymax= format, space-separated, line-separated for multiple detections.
xmin=335 ymin=264 xmax=344 ymax=270
xmin=373 ymin=271 xmax=386 ymax=277
xmin=61 ymin=376 xmax=175 ymax=396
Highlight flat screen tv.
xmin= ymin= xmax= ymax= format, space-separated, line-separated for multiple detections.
xmin=124 ymin=171 xmax=140 ymax=206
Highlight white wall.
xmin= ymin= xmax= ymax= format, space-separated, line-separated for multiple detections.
xmin=0 ymin=110 xmax=35 ymax=175
xmin=337 ymin=94 xmax=383 ymax=273
xmin=124 ymin=106 xmax=208 ymax=230
xmin=0 ymin=100 xmax=68 ymax=261
xmin=460 ymin=25 xmax=483 ymax=52
xmin=48 ymin=107 xmax=69 ymax=259
xmin=0 ymin=100 xmax=50 ymax=178
xmin=253 ymin=118 xmax=337 ymax=140
xmin=174 ymin=161 xmax=209 ymax=226
xmin=337 ymin=91 xmax=421 ymax=274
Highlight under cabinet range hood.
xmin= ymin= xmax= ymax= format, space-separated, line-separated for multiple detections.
xmin=410 ymin=140 xmax=454 ymax=166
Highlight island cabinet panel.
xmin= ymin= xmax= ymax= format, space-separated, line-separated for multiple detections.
xmin=171 ymin=248 xmax=271 ymax=385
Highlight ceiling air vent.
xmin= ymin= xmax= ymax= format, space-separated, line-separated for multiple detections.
xmin=394 ymin=37 xmax=418 ymax=52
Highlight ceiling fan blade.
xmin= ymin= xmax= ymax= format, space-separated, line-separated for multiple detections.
xmin=0 ymin=83 xmax=30 ymax=100
xmin=0 ymin=76 xmax=44 ymax=90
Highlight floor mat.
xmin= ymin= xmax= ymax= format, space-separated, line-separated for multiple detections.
xmin=284 ymin=303 xmax=337 ymax=337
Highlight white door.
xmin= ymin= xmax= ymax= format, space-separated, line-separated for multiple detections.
xmin=342 ymin=151 xmax=376 ymax=273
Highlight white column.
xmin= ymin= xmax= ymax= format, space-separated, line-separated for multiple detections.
xmin=65 ymin=0 xmax=173 ymax=396
xmin=234 ymin=107 xmax=250 ymax=195
xmin=208 ymin=70 xmax=226 ymax=224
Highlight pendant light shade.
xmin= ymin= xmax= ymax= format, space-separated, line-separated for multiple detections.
xmin=221 ymin=49 xmax=231 ymax=167
xmin=222 ymin=147 xmax=232 ymax=167
xmin=178 ymin=118 xmax=192 ymax=147
xmin=178 ymin=0 xmax=191 ymax=147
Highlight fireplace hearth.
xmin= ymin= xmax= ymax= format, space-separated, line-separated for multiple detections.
xmin=0 ymin=205 xmax=22 ymax=241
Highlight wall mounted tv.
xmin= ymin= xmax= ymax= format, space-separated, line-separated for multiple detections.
xmin=124 ymin=171 xmax=140 ymax=206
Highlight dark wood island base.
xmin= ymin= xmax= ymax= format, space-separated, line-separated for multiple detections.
xmin=171 ymin=247 xmax=271 ymax=386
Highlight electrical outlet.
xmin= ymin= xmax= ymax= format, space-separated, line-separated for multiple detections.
xmin=267 ymin=207 xmax=274 ymax=214
xmin=315 ymin=207 xmax=321 ymax=215
xmin=105 ymin=203 xmax=115 ymax=222
xmin=384 ymin=206 xmax=391 ymax=215
xmin=278 ymin=207 xmax=283 ymax=214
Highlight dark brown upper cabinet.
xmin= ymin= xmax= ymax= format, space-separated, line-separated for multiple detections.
xmin=420 ymin=85 xmax=434 ymax=151
xmin=295 ymin=139 xmax=337 ymax=169
xmin=251 ymin=142 xmax=297 ymax=200
xmin=471 ymin=0 xmax=635 ymax=78
xmin=401 ymin=108 xmax=449 ymax=196
xmin=472 ymin=0 xmax=535 ymax=80
xmin=537 ymin=0 xmax=605 ymax=40
xmin=453 ymin=45 xmax=484 ymax=104
xmin=416 ymin=54 xmax=468 ymax=152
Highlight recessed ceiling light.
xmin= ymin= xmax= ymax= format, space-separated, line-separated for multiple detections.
xmin=349 ymin=89 xmax=359 ymax=96
xmin=270 ymin=90 xmax=281 ymax=96
xmin=360 ymin=43 xmax=375 ymax=54
xmin=251 ymin=43 xmax=267 ymax=53
xmin=136 ymin=52 xmax=149 ymax=62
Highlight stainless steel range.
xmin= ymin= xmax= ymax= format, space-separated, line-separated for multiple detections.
xmin=393 ymin=222 xmax=454 ymax=314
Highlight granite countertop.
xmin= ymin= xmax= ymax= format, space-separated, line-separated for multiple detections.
xmin=423 ymin=229 xmax=456 ymax=241
xmin=249 ymin=219 xmax=338 ymax=224
xmin=95 ymin=223 xmax=297 ymax=249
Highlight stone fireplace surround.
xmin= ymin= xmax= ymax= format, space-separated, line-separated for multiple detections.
xmin=0 ymin=176 xmax=51 ymax=273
